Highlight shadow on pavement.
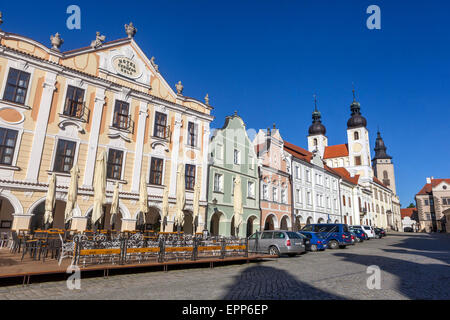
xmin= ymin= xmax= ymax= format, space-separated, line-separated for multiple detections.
xmin=334 ymin=252 xmax=450 ymax=299
xmin=221 ymin=263 xmax=346 ymax=300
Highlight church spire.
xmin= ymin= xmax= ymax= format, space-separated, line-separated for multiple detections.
xmin=373 ymin=130 xmax=392 ymax=160
xmin=308 ymin=94 xmax=326 ymax=136
xmin=347 ymin=85 xmax=367 ymax=129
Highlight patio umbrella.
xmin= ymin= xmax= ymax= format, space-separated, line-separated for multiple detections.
xmin=92 ymin=150 xmax=107 ymax=227
xmin=160 ymin=186 xmax=169 ymax=232
xmin=138 ymin=170 xmax=148 ymax=226
xmin=64 ymin=164 xmax=79 ymax=224
xmin=192 ymin=181 xmax=200 ymax=233
xmin=174 ymin=163 xmax=185 ymax=230
xmin=233 ymin=175 xmax=243 ymax=236
xmin=109 ymin=181 xmax=120 ymax=226
xmin=44 ymin=173 xmax=56 ymax=228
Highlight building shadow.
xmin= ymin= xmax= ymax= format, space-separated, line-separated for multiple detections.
xmin=221 ymin=263 xmax=346 ymax=300
xmin=333 ymin=252 xmax=450 ymax=299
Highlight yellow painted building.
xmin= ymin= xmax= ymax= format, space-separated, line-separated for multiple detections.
xmin=0 ymin=25 xmax=213 ymax=233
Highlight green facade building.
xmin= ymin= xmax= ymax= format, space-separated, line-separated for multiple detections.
xmin=206 ymin=113 xmax=260 ymax=237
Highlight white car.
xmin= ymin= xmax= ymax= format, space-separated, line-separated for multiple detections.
xmin=351 ymin=225 xmax=376 ymax=239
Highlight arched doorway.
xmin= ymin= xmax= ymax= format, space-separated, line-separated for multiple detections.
xmin=306 ymin=216 xmax=313 ymax=225
xmin=280 ymin=215 xmax=289 ymax=230
xmin=334 ymin=219 xmax=339 ymax=224
xmin=210 ymin=211 xmax=224 ymax=236
xmin=143 ymin=207 xmax=161 ymax=232
xmin=264 ymin=215 xmax=275 ymax=231
xmin=246 ymin=216 xmax=257 ymax=237
xmin=30 ymin=199 xmax=67 ymax=231
xmin=85 ymin=205 xmax=123 ymax=232
xmin=0 ymin=196 xmax=15 ymax=232
xmin=294 ymin=215 xmax=302 ymax=231
xmin=318 ymin=217 xmax=325 ymax=224
xmin=182 ymin=210 xmax=194 ymax=234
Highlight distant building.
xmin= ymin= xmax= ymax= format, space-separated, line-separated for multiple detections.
xmin=415 ymin=178 xmax=450 ymax=233
xmin=400 ymin=207 xmax=419 ymax=232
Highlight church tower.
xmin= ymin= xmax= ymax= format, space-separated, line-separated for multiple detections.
xmin=346 ymin=88 xmax=372 ymax=181
xmin=307 ymin=96 xmax=328 ymax=158
xmin=372 ymin=131 xmax=397 ymax=194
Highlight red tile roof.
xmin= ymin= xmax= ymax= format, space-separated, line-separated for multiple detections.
xmin=329 ymin=167 xmax=360 ymax=185
xmin=283 ymin=141 xmax=312 ymax=162
xmin=323 ymin=144 xmax=349 ymax=159
xmin=373 ymin=176 xmax=388 ymax=189
xmin=401 ymin=208 xmax=418 ymax=219
xmin=417 ymin=178 xmax=450 ymax=195
xmin=417 ymin=183 xmax=432 ymax=195
xmin=430 ymin=178 xmax=450 ymax=188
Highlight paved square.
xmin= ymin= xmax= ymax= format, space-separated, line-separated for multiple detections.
xmin=0 ymin=232 xmax=449 ymax=300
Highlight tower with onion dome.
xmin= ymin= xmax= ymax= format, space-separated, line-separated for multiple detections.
xmin=372 ymin=130 xmax=397 ymax=194
xmin=307 ymin=95 xmax=328 ymax=158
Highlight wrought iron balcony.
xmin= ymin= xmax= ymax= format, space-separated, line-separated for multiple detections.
xmin=62 ymin=101 xmax=90 ymax=122
xmin=112 ymin=112 xmax=134 ymax=133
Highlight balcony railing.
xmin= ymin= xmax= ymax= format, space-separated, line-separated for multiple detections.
xmin=153 ymin=125 xmax=171 ymax=141
xmin=62 ymin=102 xmax=90 ymax=122
xmin=112 ymin=112 xmax=134 ymax=133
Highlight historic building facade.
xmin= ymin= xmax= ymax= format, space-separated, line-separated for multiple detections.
xmin=415 ymin=178 xmax=450 ymax=233
xmin=206 ymin=113 xmax=260 ymax=237
xmin=254 ymin=127 xmax=292 ymax=231
xmin=309 ymin=92 xmax=402 ymax=230
xmin=0 ymin=24 xmax=213 ymax=233
xmin=283 ymin=141 xmax=341 ymax=229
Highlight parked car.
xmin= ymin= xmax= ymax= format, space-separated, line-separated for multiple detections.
xmin=349 ymin=232 xmax=356 ymax=245
xmin=351 ymin=225 xmax=375 ymax=239
xmin=247 ymin=230 xmax=306 ymax=257
xmin=298 ymin=231 xmax=328 ymax=251
xmin=374 ymin=228 xmax=386 ymax=238
xmin=349 ymin=227 xmax=366 ymax=242
xmin=404 ymin=227 xmax=414 ymax=232
xmin=301 ymin=223 xmax=352 ymax=249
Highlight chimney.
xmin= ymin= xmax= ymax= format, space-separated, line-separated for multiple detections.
xmin=426 ymin=177 xmax=431 ymax=184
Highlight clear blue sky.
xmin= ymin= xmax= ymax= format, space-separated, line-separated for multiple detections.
xmin=2 ymin=0 xmax=449 ymax=206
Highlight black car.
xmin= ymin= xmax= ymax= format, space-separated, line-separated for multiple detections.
xmin=374 ymin=228 xmax=386 ymax=238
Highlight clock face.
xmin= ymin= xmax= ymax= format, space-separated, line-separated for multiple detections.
xmin=353 ymin=142 xmax=362 ymax=153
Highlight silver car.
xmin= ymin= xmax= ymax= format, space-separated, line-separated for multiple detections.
xmin=247 ymin=230 xmax=306 ymax=257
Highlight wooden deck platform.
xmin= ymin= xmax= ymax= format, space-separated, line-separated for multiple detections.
xmin=0 ymin=248 xmax=274 ymax=285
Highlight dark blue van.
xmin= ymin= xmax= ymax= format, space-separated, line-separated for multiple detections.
xmin=301 ymin=224 xmax=352 ymax=249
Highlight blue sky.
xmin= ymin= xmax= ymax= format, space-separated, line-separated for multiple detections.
xmin=2 ymin=0 xmax=449 ymax=206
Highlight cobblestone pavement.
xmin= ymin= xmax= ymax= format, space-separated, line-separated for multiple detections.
xmin=0 ymin=232 xmax=449 ymax=300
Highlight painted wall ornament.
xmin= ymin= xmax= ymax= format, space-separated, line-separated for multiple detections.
xmin=125 ymin=22 xmax=137 ymax=38
xmin=50 ymin=33 xmax=64 ymax=51
xmin=90 ymin=32 xmax=106 ymax=49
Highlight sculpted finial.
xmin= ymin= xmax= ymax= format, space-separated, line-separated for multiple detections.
xmin=175 ymin=81 xmax=183 ymax=95
xmin=204 ymin=93 xmax=209 ymax=105
xmin=90 ymin=32 xmax=106 ymax=49
xmin=125 ymin=22 xmax=137 ymax=38
xmin=50 ymin=33 xmax=63 ymax=52
xmin=150 ymin=56 xmax=159 ymax=72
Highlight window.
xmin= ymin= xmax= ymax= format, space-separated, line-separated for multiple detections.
xmin=233 ymin=149 xmax=240 ymax=165
xmin=307 ymin=191 xmax=312 ymax=205
xmin=185 ymin=164 xmax=196 ymax=190
xmin=248 ymin=181 xmax=255 ymax=198
xmin=295 ymin=166 xmax=300 ymax=179
xmin=261 ymin=232 xmax=273 ymax=239
xmin=348 ymin=197 xmax=351 ymax=207
xmin=430 ymin=198 xmax=434 ymax=206
xmin=296 ymin=189 xmax=301 ymax=203
xmin=354 ymin=131 xmax=359 ymax=140
xmin=107 ymin=149 xmax=124 ymax=180
xmin=187 ymin=122 xmax=198 ymax=147
xmin=326 ymin=197 xmax=330 ymax=208
xmin=149 ymin=157 xmax=163 ymax=185
xmin=281 ymin=189 xmax=287 ymax=203
xmin=272 ymin=187 xmax=278 ymax=202
xmin=342 ymin=195 xmax=346 ymax=206
xmin=3 ymin=68 xmax=31 ymax=104
xmin=113 ymin=100 xmax=130 ymax=130
xmin=306 ymin=169 xmax=310 ymax=182
xmin=63 ymin=85 xmax=85 ymax=118
xmin=313 ymin=138 xmax=317 ymax=146
xmin=0 ymin=128 xmax=18 ymax=165
xmin=273 ymin=232 xmax=285 ymax=239
xmin=53 ymin=139 xmax=76 ymax=173
xmin=325 ymin=177 xmax=329 ymax=188
xmin=424 ymin=199 xmax=429 ymax=206
xmin=153 ymin=112 xmax=168 ymax=138
xmin=354 ymin=156 xmax=361 ymax=166
xmin=213 ymin=173 xmax=223 ymax=192
xmin=262 ymin=184 xmax=268 ymax=200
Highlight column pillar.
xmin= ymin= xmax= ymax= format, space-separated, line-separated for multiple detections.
xmin=131 ymin=102 xmax=149 ymax=193
xmin=25 ymin=72 xmax=57 ymax=182
xmin=169 ymin=114 xmax=182 ymax=198
xmin=82 ymin=88 xmax=106 ymax=187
